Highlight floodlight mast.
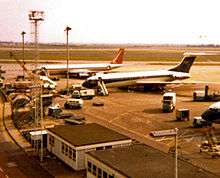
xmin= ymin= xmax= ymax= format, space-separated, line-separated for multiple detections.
xmin=65 ymin=26 xmax=71 ymax=95
xmin=28 ymin=10 xmax=44 ymax=162
xmin=28 ymin=10 xmax=45 ymax=124
xmin=28 ymin=10 xmax=44 ymax=69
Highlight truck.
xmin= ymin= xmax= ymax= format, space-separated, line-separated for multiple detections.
xmin=72 ymin=89 xmax=95 ymax=100
xmin=80 ymin=89 xmax=95 ymax=99
xmin=48 ymin=104 xmax=62 ymax=118
xmin=162 ymin=92 xmax=176 ymax=112
xmin=64 ymin=98 xmax=83 ymax=109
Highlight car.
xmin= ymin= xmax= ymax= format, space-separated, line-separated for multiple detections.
xmin=72 ymin=90 xmax=81 ymax=99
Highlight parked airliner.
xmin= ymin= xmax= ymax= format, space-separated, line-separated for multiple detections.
xmin=202 ymin=102 xmax=220 ymax=124
xmin=82 ymin=53 xmax=196 ymax=89
xmin=33 ymin=48 xmax=124 ymax=78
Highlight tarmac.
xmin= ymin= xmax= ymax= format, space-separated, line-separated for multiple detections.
xmin=0 ymin=91 xmax=54 ymax=178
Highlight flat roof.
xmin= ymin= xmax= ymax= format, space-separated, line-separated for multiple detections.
xmin=47 ymin=123 xmax=131 ymax=147
xmin=87 ymin=144 xmax=219 ymax=178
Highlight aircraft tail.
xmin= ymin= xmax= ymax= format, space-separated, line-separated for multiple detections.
xmin=169 ymin=55 xmax=196 ymax=73
xmin=111 ymin=48 xmax=124 ymax=64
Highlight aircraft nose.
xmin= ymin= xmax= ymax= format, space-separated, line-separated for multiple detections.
xmin=82 ymin=80 xmax=97 ymax=88
xmin=82 ymin=80 xmax=89 ymax=88
xmin=201 ymin=110 xmax=214 ymax=122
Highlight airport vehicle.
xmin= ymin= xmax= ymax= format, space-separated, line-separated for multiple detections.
xmin=201 ymin=102 xmax=220 ymax=124
xmin=162 ymin=92 xmax=176 ymax=112
xmin=72 ymin=90 xmax=81 ymax=99
xmin=64 ymin=114 xmax=85 ymax=125
xmin=72 ymin=83 xmax=83 ymax=91
xmin=80 ymin=89 xmax=95 ymax=99
xmin=65 ymin=117 xmax=85 ymax=125
xmin=199 ymin=129 xmax=220 ymax=158
xmin=192 ymin=116 xmax=211 ymax=128
xmin=72 ymin=89 xmax=95 ymax=99
xmin=0 ymin=78 xmax=3 ymax=87
xmin=40 ymin=76 xmax=57 ymax=90
xmin=33 ymin=48 xmax=124 ymax=78
xmin=176 ymin=108 xmax=190 ymax=121
xmin=48 ymin=104 xmax=62 ymax=118
xmin=64 ymin=98 xmax=83 ymax=109
xmin=12 ymin=94 xmax=31 ymax=109
xmin=82 ymin=53 xmax=196 ymax=90
xmin=193 ymin=85 xmax=220 ymax=101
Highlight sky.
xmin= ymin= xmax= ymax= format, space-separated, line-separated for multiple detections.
xmin=1 ymin=0 xmax=220 ymax=44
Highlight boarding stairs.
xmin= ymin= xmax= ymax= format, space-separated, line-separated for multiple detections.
xmin=97 ymin=78 xmax=108 ymax=96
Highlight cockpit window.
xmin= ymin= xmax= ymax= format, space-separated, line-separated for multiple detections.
xmin=210 ymin=108 xmax=218 ymax=112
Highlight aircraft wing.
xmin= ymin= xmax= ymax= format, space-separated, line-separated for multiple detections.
xmin=69 ymin=69 xmax=91 ymax=73
xmin=135 ymin=76 xmax=174 ymax=85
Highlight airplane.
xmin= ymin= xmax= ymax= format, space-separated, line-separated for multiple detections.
xmin=201 ymin=102 xmax=220 ymax=124
xmin=33 ymin=48 xmax=124 ymax=78
xmin=9 ymin=52 xmax=57 ymax=90
xmin=82 ymin=53 xmax=196 ymax=90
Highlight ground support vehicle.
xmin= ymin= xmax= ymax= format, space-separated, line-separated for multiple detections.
xmin=48 ymin=104 xmax=62 ymax=118
xmin=192 ymin=116 xmax=212 ymax=128
xmin=176 ymin=108 xmax=190 ymax=121
xmin=64 ymin=98 xmax=83 ymax=109
xmin=162 ymin=92 xmax=176 ymax=112
xmin=72 ymin=89 xmax=95 ymax=100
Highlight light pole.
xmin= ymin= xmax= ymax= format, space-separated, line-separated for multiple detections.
xmin=150 ymin=128 xmax=178 ymax=178
xmin=174 ymin=128 xmax=178 ymax=178
xmin=28 ymin=10 xmax=44 ymax=125
xmin=21 ymin=31 xmax=26 ymax=77
xmin=40 ymin=87 xmax=43 ymax=162
xmin=28 ymin=10 xmax=44 ymax=69
xmin=65 ymin=26 xmax=71 ymax=95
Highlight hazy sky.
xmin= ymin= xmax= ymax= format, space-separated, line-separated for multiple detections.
xmin=1 ymin=0 xmax=220 ymax=44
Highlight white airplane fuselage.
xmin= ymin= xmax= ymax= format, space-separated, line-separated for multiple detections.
xmin=38 ymin=63 xmax=123 ymax=72
xmin=83 ymin=54 xmax=196 ymax=88
xmin=83 ymin=70 xmax=191 ymax=88
xmin=33 ymin=48 xmax=125 ymax=77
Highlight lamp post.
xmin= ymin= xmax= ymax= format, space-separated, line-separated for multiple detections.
xmin=21 ymin=31 xmax=26 ymax=77
xmin=174 ymin=128 xmax=178 ymax=178
xmin=28 ymin=10 xmax=44 ymax=69
xmin=150 ymin=128 xmax=178 ymax=178
xmin=65 ymin=26 xmax=71 ymax=95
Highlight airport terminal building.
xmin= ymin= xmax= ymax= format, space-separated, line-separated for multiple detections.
xmin=86 ymin=144 xmax=219 ymax=178
xmin=47 ymin=123 xmax=132 ymax=170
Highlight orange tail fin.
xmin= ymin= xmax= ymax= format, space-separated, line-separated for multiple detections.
xmin=111 ymin=48 xmax=124 ymax=64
